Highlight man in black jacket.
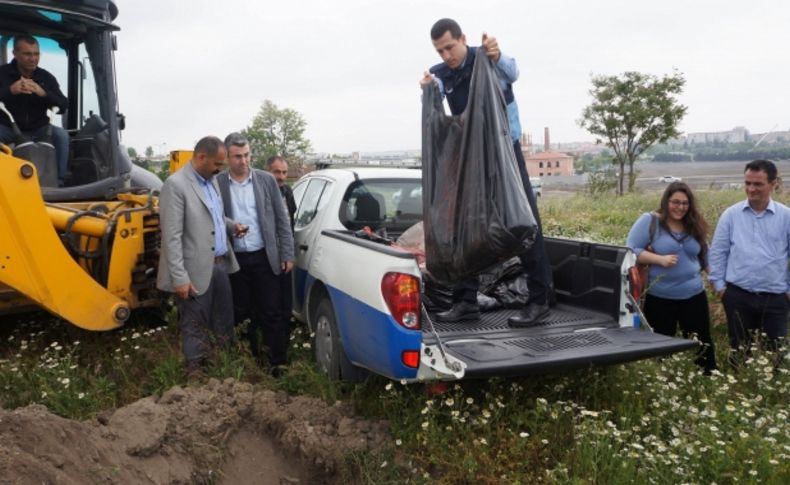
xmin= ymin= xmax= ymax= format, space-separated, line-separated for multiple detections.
xmin=266 ymin=155 xmax=297 ymax=330
xmin=0 ymin=35 xmax=69 ymax=185
xmin=266 ymin=155 xmax=297 ymax=228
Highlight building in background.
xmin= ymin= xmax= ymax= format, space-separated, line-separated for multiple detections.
xmin=684 ymin=126 xmax=749 ymax=145
xmin=523 ymin=151 xmax=575 ymax=177
xmin=521 ymin=127 xmax=575 ymax=177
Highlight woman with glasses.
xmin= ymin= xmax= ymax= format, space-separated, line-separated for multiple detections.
xmin=626 ymin=181 xmax=717 ymax=373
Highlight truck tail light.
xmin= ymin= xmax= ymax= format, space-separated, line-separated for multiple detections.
xmin=381 ymin=272 xmax=421 ymax=330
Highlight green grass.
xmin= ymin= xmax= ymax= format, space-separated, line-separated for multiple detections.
xmin=539 ymin=187 xmax=750 ymax=245
xmin=1 ymin=187 xmax=790 ymax=483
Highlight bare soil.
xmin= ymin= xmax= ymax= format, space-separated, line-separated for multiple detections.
xmin=0 ymin=379 xmax=389 ymax=484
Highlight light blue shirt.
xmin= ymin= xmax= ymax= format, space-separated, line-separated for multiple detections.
xmin=708 ymin=199 xmax=790 ymax=294
xmin=228 ymin=174 xmax=264 ymax=253
xmin=433 ymin=52 xmax=522 ymax=142
xmin=194 ymin=171 xmax=228 ymax=257
xmin=626 ymin=212 xmax=705 ymax=299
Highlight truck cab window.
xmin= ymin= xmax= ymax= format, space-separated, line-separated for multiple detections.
xmin=294 ymin=179 xmax=329 ymax=229
xmin=340 ymin=179 xmax=422 ymax=237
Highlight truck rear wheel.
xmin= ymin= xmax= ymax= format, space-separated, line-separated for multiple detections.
xmin=313 ymin=297 xmax=367 ymax=383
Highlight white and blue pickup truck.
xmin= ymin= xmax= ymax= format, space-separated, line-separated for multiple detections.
xmin=290 ymin=167 xmax=695 ymax=382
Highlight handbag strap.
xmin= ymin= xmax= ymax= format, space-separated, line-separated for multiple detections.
xmin=646 ymin=212 xmax=658 ymax=249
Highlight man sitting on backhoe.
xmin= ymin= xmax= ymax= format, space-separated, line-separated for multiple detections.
xmin=0 ymin=35 xmax=69 ymax=185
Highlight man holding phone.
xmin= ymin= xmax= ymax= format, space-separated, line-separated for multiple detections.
xmin=217 ymin=133 xmax=295 ymax=377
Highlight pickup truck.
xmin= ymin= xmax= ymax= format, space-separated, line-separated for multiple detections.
xmin=291 ymin=167 xmax=695 ymax=382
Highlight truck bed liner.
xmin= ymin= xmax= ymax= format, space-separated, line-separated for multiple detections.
xmin=426 ymin=303 xmax=615 ymax=337
xmin=424 ymin=304 xmax=697 ymax=378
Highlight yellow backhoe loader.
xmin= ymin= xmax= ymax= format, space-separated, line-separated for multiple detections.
xmin=0 ymin=1 xmax=162 ymax=331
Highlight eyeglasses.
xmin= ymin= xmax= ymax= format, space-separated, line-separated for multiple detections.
xmin=669 ymin=199 xmax=689 ymax=207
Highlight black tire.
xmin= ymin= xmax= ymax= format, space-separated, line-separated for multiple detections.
xmin=313 ymin=297 xmax=368 ymax=383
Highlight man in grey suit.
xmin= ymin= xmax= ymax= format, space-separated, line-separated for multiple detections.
xmin=157 ymin=136 xmax=242 ymax=376
xmin=217 ymin=133 xmax=295 ymax=376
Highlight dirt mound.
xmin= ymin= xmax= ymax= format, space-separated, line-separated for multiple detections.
xmin=0 ymin=379 xmax=389 ymax=484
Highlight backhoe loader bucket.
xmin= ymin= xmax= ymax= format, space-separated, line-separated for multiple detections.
xmin=0 ymin=145 xmax=130 ymax=330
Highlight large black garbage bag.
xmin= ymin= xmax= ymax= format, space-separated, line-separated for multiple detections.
xmin=421 ymin=54 xmax=536 ymax=284
xmin=479 ymin=256 xmax=530 ymax=309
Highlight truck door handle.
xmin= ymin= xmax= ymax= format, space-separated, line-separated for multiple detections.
xmin=299 ymin=244 xmax=309 ymax=251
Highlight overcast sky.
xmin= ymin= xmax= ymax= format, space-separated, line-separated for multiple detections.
xmin=113 ymin=0 xmax=789 ymax=155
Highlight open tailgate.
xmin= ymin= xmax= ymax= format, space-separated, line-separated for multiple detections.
xmin=425 ymin=305 xmax=698 ymax=378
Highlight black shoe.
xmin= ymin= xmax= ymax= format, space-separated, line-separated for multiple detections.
xmin=433 ymin=301 xmax=480 ymax=323
xmin=270 ymin=365 xmax=287 ymax=379
xmin=508 ymin=302 xmax=550 ymax=328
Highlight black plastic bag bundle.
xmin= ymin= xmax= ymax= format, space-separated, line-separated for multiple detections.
xmin=421 ymin=54 xmax=536 ymax=284
xmin=478 ymin=256 xmax=530 ymax=309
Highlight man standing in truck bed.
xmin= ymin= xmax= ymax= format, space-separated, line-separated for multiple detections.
xmin=421 ymin=18 xmax=553 ymax=326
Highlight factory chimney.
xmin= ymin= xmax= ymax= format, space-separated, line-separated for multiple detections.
xmin=544 ymin=127 xmax=550 ymax=152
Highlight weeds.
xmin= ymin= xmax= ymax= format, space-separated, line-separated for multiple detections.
xmin=1 ymin=188 xmax=789 ymax=483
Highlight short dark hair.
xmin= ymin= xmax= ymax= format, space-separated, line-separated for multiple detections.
xmin=13 ymin=35 xmax=38 ymax=51
xmin=430 ymin=18 xmax=462 ymax=41
xmin=266 ymin=155 xmax=286 ymax=167
xmin=224 ymin=132 xmax=248 ymax=151
xmin=745 ymin=159 xmax=778 ymax=182
xmin=194 ymin=136 xmax=224 ymax=156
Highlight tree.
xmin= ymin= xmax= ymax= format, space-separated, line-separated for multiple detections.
xmin=156 ymin=164 xmax=169 ymax=182
xmin=578 ymin=71 xmax=687 ymax=195
xmin=144 ymin=146 xmax=154 ymax=158
xmin=127 ymin=147 xmax=138 ymax=160
xmin=241 ymin=100 xmax=312 ymax=170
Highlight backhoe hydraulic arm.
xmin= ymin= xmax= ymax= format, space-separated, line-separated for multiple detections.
xmin=0 ymin=146 xmax=160 ymax=330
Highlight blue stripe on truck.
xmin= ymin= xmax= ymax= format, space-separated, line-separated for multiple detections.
xmin=293 ymin=266 xmax=310 ymax=312
xmin=326 ymin=284 xmax=421 ymax=380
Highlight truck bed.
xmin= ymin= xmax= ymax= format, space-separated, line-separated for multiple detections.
xmin=427 ymin=303 xmax=615 ymax=336
xmin=312 ymin=228 xmax=696 ymax=381
xmin=424 ymin=303 xmax=696 ymax=378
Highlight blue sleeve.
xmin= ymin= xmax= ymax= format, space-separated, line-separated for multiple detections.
xmin=626 ymin=213 xmax=653 ymax=257
xmin=786 ymin=210 xmax=790 ymax=293
xmin=495 ymin=53 xmax=519 ymax=83
xmin=434 ymin=76 xmax=445 ymax=97
xmin=708 ymin=208 xmax=733 ymax=292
